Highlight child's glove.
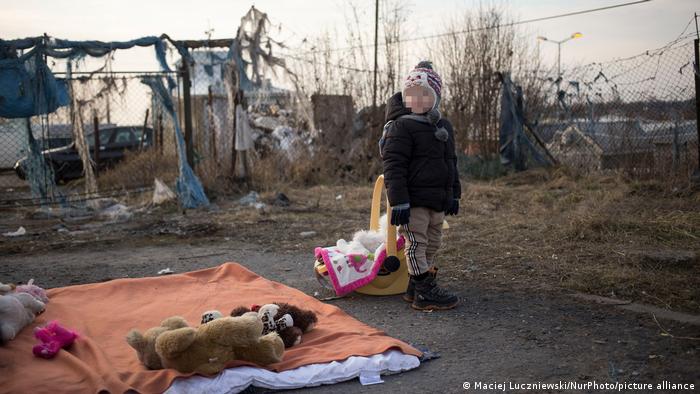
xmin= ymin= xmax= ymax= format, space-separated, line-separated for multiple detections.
xmin=445 ymin=199 xmax=459 ymax=216
xmin=390 ymin=204 xmax=411 ymax=225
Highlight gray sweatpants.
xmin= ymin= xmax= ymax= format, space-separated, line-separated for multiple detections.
xmin=399 ymin=206 xmax=445 ymax=276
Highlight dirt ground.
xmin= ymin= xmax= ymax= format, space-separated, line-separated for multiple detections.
xmin=1 ymin=169 xmax=699 ymax=392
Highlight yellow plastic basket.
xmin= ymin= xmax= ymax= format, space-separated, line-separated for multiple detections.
xmin=353 ymin=175 xmax=410 ymax=295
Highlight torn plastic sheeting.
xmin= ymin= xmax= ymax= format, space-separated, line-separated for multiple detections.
xmin=100 ymin=204 xmax=132 ymax=221
xmin=271 ymin=126 xmax=306 ymax=159
xmin=0 ymin=36 xmax=187 ymax=74
xmin=0 ymin=51 xmax=70 ymax=118
xmin=141 ymin=77 xmax=209 ymax=209
xmin=498 ymin=73 xmax=548 ymax=170
xmin=238 ymin=191 xmax=260 ymax=206
xmin=152 ymin=178 xmax=176 ymax=205
xmin=252 ymin=115 xmax=282 ymax=132
xmin=235 ymin=105 xmax=254 ymax=151
xmin=0 ymin=35 xmax=190 ymax=92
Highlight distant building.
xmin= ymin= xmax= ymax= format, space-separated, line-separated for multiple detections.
xmin=175 ymin=51 xmax=291 ymax=105
xmin=546 ymin=120 xmax=698 ymax=175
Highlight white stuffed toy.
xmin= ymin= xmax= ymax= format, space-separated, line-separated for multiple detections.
xmin=0 ymin=292 xmax=46 ymax=344
xmin=335 ymin=214 xmax=390 ymax=256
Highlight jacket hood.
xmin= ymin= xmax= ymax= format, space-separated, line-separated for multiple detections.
xmin=385 ymin=92 xmax=411 ymax=122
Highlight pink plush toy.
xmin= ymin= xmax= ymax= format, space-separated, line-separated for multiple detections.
xmin=33 ymin=321 xmax=77 ymax=359
xmin=15 ymin=279 xmax=49 ymax=304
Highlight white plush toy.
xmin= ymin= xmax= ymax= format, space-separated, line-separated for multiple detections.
xmin=0 ymin=282 xmax=14 ymax=295
xmin=0 ymin=292 xmax=46 ymax=344
xmin=335 ymin=213 xmax=390 ymax=256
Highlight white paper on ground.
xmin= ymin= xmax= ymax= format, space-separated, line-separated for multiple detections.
xmin=359 ymin=370 xmax=384 ymax=385
xmin=3 ymin=226 xmax=26 ymax=237
xmin=153 ymin=178 xmax=176 ymax=205
xmin=166 ymin=349 xmax=420 ymax=394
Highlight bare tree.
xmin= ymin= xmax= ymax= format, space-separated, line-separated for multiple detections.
xmin=433 ymin=2 xmax=543 ymax=159
xmin=288 ymin=0 xmax=410 ymax=110
xmin=380 ymin=0 xmax=409 ymax=100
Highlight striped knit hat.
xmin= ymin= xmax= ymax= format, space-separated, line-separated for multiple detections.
xmin=402 ymin=60 xmax=442 ymax=109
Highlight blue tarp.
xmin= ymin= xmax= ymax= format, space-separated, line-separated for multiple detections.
xmin=0 ymin=35 xmax=184 ymax=70
xmin=0 ymin=35 xmax=200 ymax=206
xmin=499 ymin=73 xmax=548 ymax=171
xmin=141 ymin=77 xmax=209 ymax=209
xmin=0 ymin=50 xmax=69 ymax=118
xmin=0 ymin=36 xmax=191 ymax=119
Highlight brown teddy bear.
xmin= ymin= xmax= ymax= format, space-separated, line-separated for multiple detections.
xmin=230 ymin=303 xmax=318 ymax=348
xmin=155 ymin=312 xmax=284 ymax=375
xmin=126 ymin=316 xmax=190 ymax=369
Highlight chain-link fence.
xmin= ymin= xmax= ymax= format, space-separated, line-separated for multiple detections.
xmin=0 ymin=12 xmax=304 ymax=208
xmin=502 ymin=34 xmax=699 ymax=179
xmin=2 ymin=15 xmax=698 ymax=209
xmin=186 ymin=49 xmax=300 ymax=191
xmin=0 ymin=70 xmax=182 ymax=207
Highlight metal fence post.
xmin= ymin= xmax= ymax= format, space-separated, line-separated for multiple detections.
xmin=181 ymin=60 xmax=195 ymax=168
xmin=157 ymin=112 xmax=163 ymax=155
xmin=694 ymin=38 xmax=700 ymax=175
xmin=93 ymin=113 xmax=100 ymax=177
xmin=140 ymin=108 xmax=149 ymax=151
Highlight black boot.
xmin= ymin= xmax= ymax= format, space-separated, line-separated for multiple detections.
xmin=411 ymin=273 xmax=458 ymax=310
xmin=403 ymin=267 xmax=438 ymax=303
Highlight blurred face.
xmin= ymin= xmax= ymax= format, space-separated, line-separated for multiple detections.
xmin=404 ymin=85 xmax=435 ymax=114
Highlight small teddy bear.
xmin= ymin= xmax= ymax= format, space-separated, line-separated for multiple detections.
xmin=200 ymin=310 xmax=223 ymax=325
xmin=33 ymin=321 xmax=78 ymax=359
xmin=15 ymin=279 xmax=49 ymax=304
xmin=230 ymin=303 xmax=317 ymax=348
xmin=155 ymin=313 xmax=284 ymax=374
xmin=126 ymin=316 xmax=190 ymax=369
xmin=200 ymin=307 xmax=293 ymax=350
xmin=0 ymin=292 xmax=46 ymax=344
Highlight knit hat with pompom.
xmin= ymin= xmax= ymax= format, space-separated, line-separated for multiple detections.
xmin=402 ymin=60 xmax=443 ymax=126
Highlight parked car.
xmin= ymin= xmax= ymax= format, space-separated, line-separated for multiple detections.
xmin=14 ymin=126 xmax=153 ymax=183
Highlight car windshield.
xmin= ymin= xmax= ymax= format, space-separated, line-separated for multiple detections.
xmin=113 ymin=127 xmax=152 ymax=144
xmin=113 ymin=128 xmax=136 ymax=143
xmin=71 ymin=127 xmax=151 ymax=148
xmin=84 ymin=129 xmax=113 ymax=148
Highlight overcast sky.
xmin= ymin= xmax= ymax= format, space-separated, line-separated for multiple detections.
xmin=1 ymin=0 xmax=697 ymax=73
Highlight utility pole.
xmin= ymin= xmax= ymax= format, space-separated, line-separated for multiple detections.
xmin=694 ymin=36 xmax=699 ymax=176
xmin=694 ymin=13 xmax=699 ymax=178
xmin=372 ymin=0 xmax=379 ymax=108
xmin=557 ymin=42 xmax=561 ymax=78
xmin=537 ymin=32 xmax=583 ymax=79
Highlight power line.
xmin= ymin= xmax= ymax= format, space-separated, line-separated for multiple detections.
xmin=284 ymin=30 xmax=694 ymax=81
xmin=284 ymin=15 xmax=695 ymax=80
xmin=280 ymin=0 xmax=653 ymax=57
xmin=284 ymin=52 xmax=392 ymax=76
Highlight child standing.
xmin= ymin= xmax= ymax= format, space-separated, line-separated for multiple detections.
xmin=381 ymin=60 xmax=461 ymax=310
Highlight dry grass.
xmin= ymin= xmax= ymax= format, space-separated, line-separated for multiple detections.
xmin=211 ymin=167 xmax=700 ymax=313
xmin=437 ymin=168 xmax=700 ymax=313
xmin=250 ymin=145 xmax=382 ymax=193
xmin=96 ymin=150 xmax=178 ymax=192
xmin=7 ymin=157 xmax=697 ymax=313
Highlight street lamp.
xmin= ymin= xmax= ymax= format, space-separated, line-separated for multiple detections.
xmin=537 ymin=32 xmax=583 ymax=77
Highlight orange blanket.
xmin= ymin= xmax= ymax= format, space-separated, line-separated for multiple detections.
xmin=0 ymin=263 xmax=420 ymax=393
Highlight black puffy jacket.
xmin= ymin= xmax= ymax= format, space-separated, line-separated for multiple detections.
xmin=381 ymin=92 xmax=461 ymax=212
